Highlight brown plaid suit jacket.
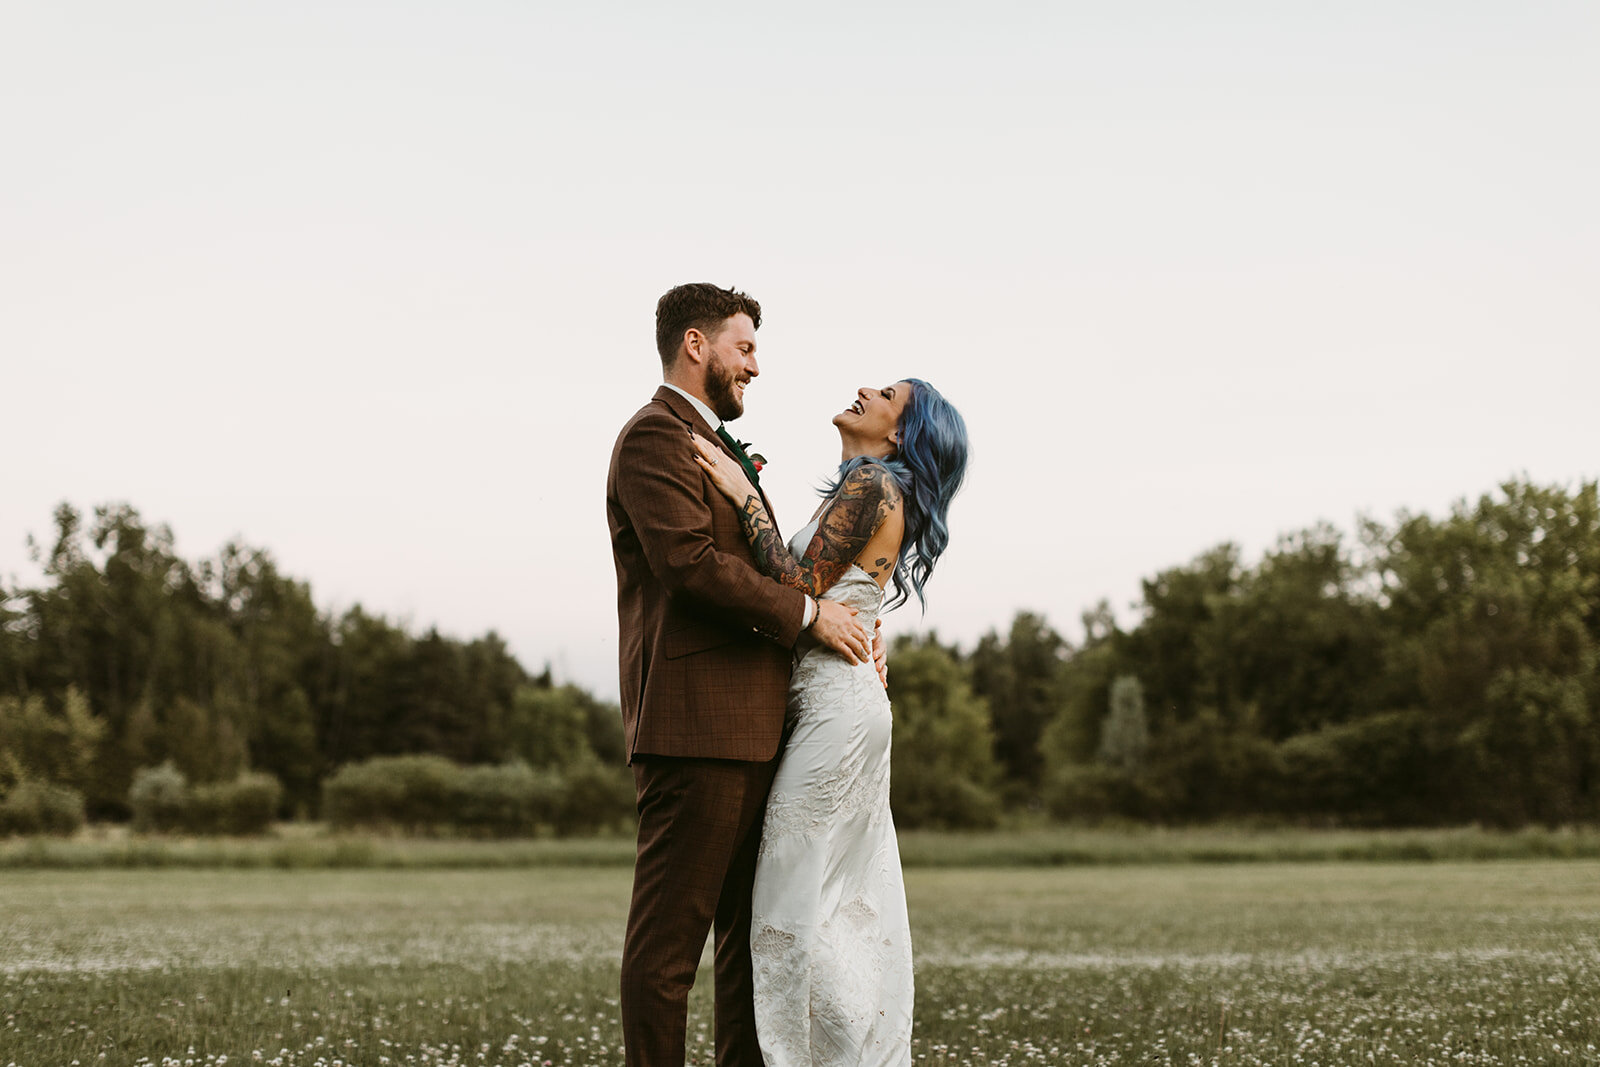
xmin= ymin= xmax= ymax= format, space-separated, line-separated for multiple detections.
xmin=607 ymin=385 xmax=806 ymax=762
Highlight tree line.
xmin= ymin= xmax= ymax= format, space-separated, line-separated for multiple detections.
xmin=0 ymin=503 xmax=627 ymax=828
xmin=923 ymin=476 xmax=1600 ymax=827
xmin=3 ymin=477 xmax=1598 ymax=832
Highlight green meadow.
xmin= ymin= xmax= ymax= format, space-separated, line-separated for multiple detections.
xmin=5 ymin=860 xmax=1598 ymax=1066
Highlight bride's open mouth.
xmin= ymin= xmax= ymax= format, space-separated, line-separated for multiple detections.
xmin=845 ymin=398 xmax=864 ymax=415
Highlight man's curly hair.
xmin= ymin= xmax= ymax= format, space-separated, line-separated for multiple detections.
xmin=655 ymin=283 xmax=762 ymax=365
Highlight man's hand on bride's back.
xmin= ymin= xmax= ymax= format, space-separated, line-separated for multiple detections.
xmin=811 ymin=600 xmax=872 ymax=665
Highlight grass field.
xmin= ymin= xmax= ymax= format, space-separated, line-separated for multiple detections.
xmin=4 ymin=861 xmax=1599 ymax=1066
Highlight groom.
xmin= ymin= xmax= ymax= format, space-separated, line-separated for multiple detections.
xmin=607 ymin=282 xmax=877 ymax=1066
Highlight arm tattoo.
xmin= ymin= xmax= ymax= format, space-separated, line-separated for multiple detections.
xmin=733 ymin=465 xmax=900 ymax=595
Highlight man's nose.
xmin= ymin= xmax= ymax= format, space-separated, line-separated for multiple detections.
xmin=747 ymin=356 xmax=760 ymax=377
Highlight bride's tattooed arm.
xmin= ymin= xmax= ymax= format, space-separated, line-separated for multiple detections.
xmin=736 ymin=465 xmax=900 ymax=596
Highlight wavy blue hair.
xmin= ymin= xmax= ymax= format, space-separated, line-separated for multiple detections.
xmin=821 ymin=378 xmax=969 ymax=611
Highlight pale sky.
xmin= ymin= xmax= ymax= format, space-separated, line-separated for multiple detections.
xmin=4 ymin=2 xmax=1597 ymax=700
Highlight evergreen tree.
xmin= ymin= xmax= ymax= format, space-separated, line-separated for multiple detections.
xmin=1096 ymin=675 xmax=1148 ymax=772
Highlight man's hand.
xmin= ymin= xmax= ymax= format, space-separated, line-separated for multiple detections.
xmin=872 ymin=618 xmax=888 ymax=689
xmin=812 ymin=599 xmax=873 ymax=665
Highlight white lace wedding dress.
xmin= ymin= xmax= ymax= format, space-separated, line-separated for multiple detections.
xmin=750 ymin=521 xmax=914 ymax=1066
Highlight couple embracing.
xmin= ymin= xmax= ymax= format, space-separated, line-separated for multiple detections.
xmin=606 ymin=283 xmax=969 ymax=1066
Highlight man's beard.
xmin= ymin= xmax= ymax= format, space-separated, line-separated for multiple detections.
xmin=705 ymin=354 xmax=745 ymax=421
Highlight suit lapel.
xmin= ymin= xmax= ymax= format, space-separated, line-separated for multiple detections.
xmin=654 ymin=384 xmax=715 ymax=441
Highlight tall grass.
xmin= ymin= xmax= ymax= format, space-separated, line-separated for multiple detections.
xmin=896 ymin=823 xmax=1600 ymax=866
xmin=6 ymin=823 xmax=1600 ymax=869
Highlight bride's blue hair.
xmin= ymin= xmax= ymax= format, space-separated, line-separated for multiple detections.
xmin=821 ymin=378 xmax=969 ymax=611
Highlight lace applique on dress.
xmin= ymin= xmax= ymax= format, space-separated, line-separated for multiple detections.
xmin=751 ymin=923 xmax=798 ymax=960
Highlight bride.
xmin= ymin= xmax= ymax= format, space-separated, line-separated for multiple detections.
xmin=691 ymin=377 xmax=969 ymax=1067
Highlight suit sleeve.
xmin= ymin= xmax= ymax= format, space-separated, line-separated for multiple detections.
xmin=616 ymin=410 xmax=807 ymax=647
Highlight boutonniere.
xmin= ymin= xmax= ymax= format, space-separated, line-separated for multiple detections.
xmin=739 ymin=440 xmax=767 ymax=473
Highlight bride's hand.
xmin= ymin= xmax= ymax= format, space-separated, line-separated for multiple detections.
xmin=690 ymin=432 xmax=757 ymax=503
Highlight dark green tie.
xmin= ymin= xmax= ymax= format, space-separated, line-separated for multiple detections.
xmin=714 ymin=426 xmax=762 ymax=488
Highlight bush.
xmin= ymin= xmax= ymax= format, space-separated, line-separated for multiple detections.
xmin=130 ymin=763 xmax=285 ymax=834
xmin=891 ymin=763 xmax=1001 ymax=830
xmin=129 ymin=762 xmax=190 ymax=832
xmin=554 ymin=757 xmax=636 ymax=836
xmin=1044 ymin=764 xmax=1149 ymax=822
xmin=1456 ymin=669 xmax=1596 ymax=827
xmin=1273 ymin=710 xmax=1436 ymax=824
xmin=322 ymin=754 xmax=636 ymax=837
xmin=323 ymin=755 xmax=457 ymax=832
xmin=186 ymin=772 xmax=283 ymax=835
xmin=1139 ymin=714 xmax=1282 ymax=820
xmin=0 ymin=780 xmax=87 ymax=836
xmin=451 ymin=761 xmax=558 ymax=837
xmin=1044 ymin=715 xmax=1282 ymax=823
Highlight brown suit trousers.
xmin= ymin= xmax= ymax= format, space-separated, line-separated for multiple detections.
xmin=623 ymin=755 xmax=777 ymax=1066
xmin=607 ymin=386 xmax=806 ymax=1066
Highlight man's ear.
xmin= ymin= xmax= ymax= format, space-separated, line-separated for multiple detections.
xmin=681 ymin=328 xmax=706 ymax=365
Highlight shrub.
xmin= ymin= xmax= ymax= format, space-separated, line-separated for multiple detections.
xmin=322 ymin=754 xmax=636 ymax=836
xmin=129 ymin=762 xmax=190 ymax=832
xmin=891 ymin=764 xmax=1001 ymax=830
xmin=1139 ymin=713 xmax=1282 ymax=820
xmin=1044 ymin=764 xmax=1144 ymax=821
xmin=130 ymin=763 xmax=285 ymax=834
xmin=0 ymin=780 xmax=87 ymax=836
xmin=451 ymin=761 xmax=557 ymax=837
xmin=1273 ymin=710 xmax=1436 ymax=824
xmin=323 ymin=755 xmax=459 ymax=832
xmin=554 ymin=758 xmax=636 ymax=836
xmin=186 ymin=771 xmax=283 ymax=835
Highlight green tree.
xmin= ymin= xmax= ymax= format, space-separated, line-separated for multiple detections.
xmin=0 ymin=687 xmax=105 ymax=797
xmin=323 ymin=606 xmax=414 ymax=765
xmin=1227 ymin=525 xmax=1385 ymax=740
xmin=1368 ymin=478 xmax=1600 ymax=823
xmin=505 ymin=684 xmax=603 ymax=769
xmin=1125 ymin=544 xmax=1244 ymax=730
xmin=1038 ymin=601 xmax=1125 ymax=768
xmin=205 ymin=543 xmax=327 ymax=811
xmin=459 ymin=633 xmax=529 ymax=763
xmin=0 ymin=578 xmax=26 ymax=698
xmin=967 ymin=612 xmax=1068 ymax=801
xmin=886 ymin=634 xmax=1001 ymax=828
